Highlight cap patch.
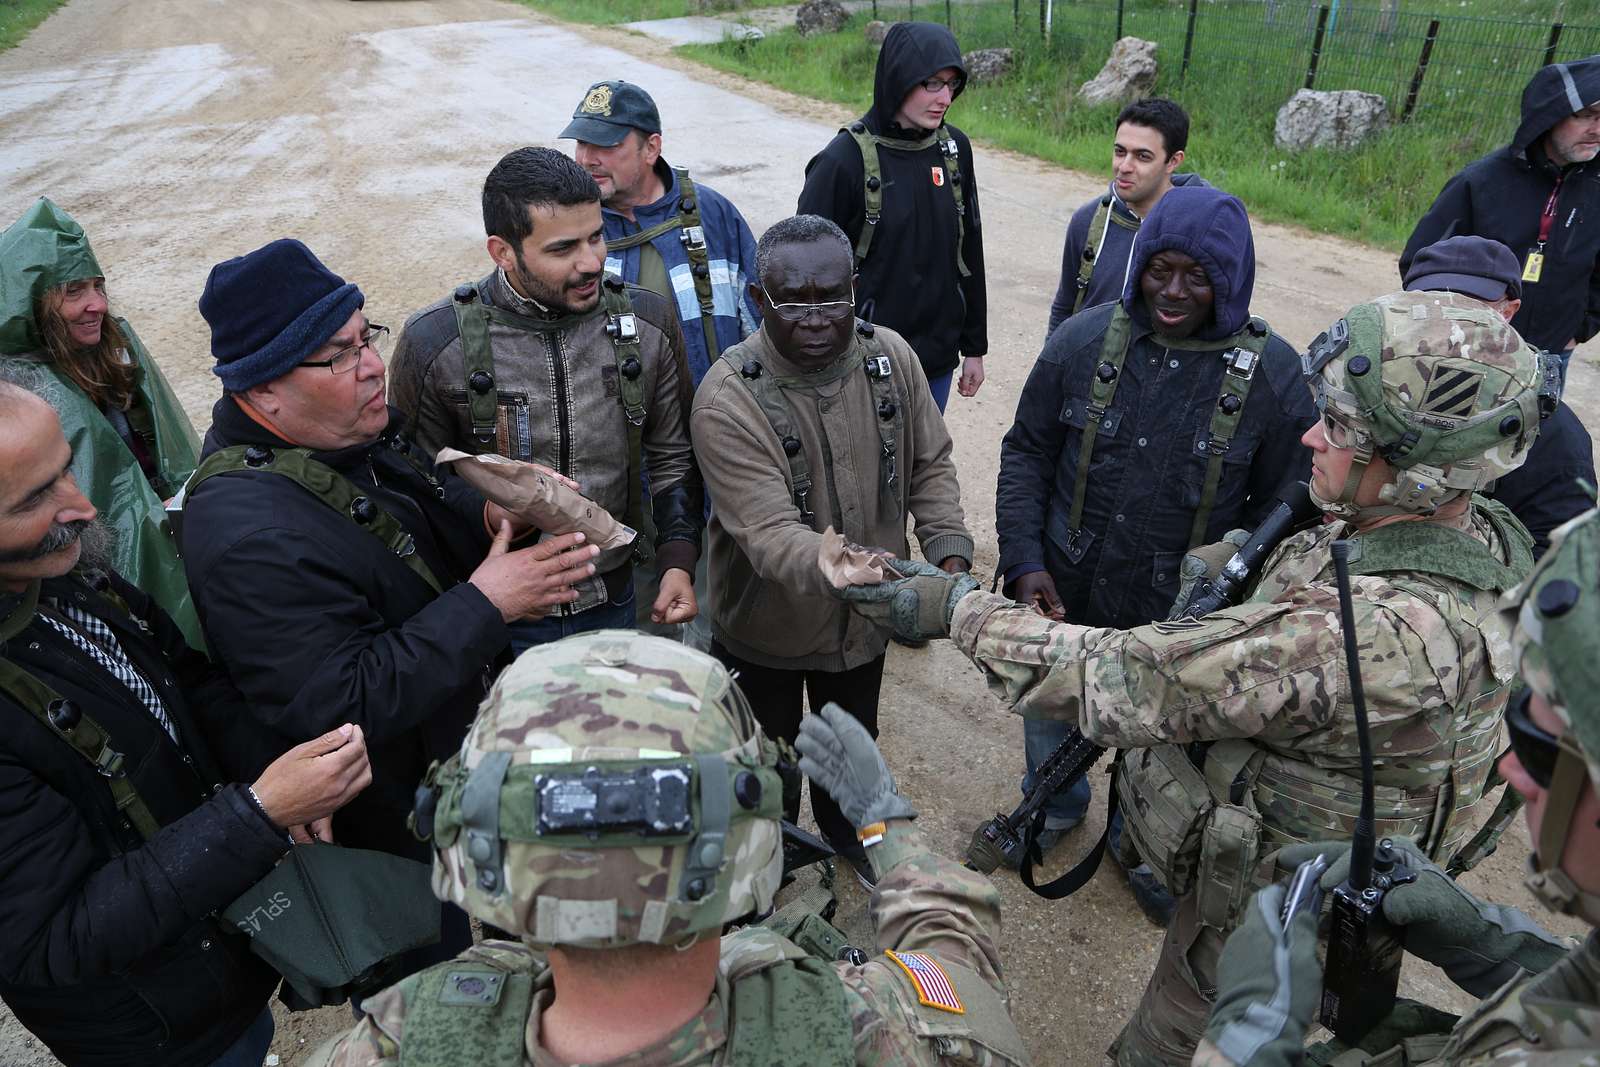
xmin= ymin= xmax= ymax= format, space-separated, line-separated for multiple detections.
xmin=885 ymin=950 xmax=965 ymax=1013
xmin=582 ymin=84 xmax=613 ymax=116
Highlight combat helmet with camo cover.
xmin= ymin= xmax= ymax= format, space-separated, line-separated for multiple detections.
xmin=412 ymin=631 xmax=785 ymax=947
xmin=1504 ymin=506 xmax=1600 ymax=925
xmin=1301 ymin=290 xmax=1543 ymax=520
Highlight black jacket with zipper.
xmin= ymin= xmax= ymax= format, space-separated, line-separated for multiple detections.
xmin=180 ymin=399 xmax=507 ymax=862
xmin=797 ymin=21 xmax=987 ymax=380
xmin=0 ymin=570 xmax=287 ymax=1067
xmin=1402 ymin=57 xmax=1600 ymax=352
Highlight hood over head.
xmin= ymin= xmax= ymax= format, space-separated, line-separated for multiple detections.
xmin=0 ymin=197 xmax=104 ymax=356
xmin=1121 ymin=185 xmax=1256 ymax=340
xmin=1512 ymin=56 xmax=1600 ymax=161
xmin=869 ymin=22 xmax=966 ymax=133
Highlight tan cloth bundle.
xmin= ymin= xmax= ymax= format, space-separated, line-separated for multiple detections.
xmin=436 ymin=449 xmax=637 ymax=551
xmin=817 ymin=527 xmax=906 ymax=589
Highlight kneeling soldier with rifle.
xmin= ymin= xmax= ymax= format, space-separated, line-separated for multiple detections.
xmin=837 ymin=291 xmax=1546 ymax=1067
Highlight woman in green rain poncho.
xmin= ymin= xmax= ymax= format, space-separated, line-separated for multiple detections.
xmin=0 ymin=197 xmax=203 ymax=648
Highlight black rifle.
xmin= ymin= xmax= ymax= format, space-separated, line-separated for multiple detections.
xmin=1318 ymin=540 xmax=1416 ymax=1043
xmin=966 ymin=481 xmax=1318 ymax=898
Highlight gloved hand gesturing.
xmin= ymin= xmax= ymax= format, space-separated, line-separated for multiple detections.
xmin=1199 ymin=882 xmax=1323 ymax=1067
xmin=794 ymin=703 xmax=916 ymax=831
xmin=1277 ymin=837 xmax=1568 ymax=998
xmin=834 ymin=558 xmax=980 ymax=643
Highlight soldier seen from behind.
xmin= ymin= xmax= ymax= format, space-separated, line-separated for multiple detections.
xmin=1199 ymin=504 xmax=1600 ymax=1066
xmin=997 ymin=186 xmax=1314 ymax=911
xmin=0 ymin=381 xmax=372 ymax=1067
xmin=798 ymin=22 xmax=987 ymax=411
xmin=841 ymin=291 xmax=1545 ymax=1066
xmin=308 ymin=632 xmax=1030 ymax=1067
xmin=1046 ymin=98 xmax=1207 ymax=338
xmin=390 ymin=147 xmax=704 ymax=650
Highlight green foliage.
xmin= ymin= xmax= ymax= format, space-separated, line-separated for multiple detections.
xmin=681 ymin=0 xmax=1599 ymax=249
xmin=510 ymin=0 xmax=788 ymax=26
xmin=0 ymin=0 xmax=67 ymax=52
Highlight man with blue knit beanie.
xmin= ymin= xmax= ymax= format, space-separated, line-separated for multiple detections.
xmin=177 ymin=238 xmax=601 ymax=974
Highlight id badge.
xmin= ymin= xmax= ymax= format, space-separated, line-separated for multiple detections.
xmin=1523 ymin=250 xmax=1545 ymax=283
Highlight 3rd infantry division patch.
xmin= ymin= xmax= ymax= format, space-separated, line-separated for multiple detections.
xmin=885 ymin=950 xmax=965 ymax=1014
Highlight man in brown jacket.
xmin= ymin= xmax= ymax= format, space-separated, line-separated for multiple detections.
xmin=390 ymin=147 xmax=702 ymax=652
xmin=691 ymin=214 xmax=973 ymax=885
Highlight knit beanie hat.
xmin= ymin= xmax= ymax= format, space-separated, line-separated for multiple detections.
xmin=201 ymin=239 xmax=364 ymax=392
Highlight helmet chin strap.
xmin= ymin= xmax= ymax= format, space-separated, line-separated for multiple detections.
xmin=1309 ymin=444 xmax=1375 ymax=520
xmin=1309 ymin=443 xmax=1463 ymax=523
xmin=1525 ymin=743 xmax=1600 ymax=927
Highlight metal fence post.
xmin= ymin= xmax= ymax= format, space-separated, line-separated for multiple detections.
xmin=1305 ymin=5 xmax=1331 ymax=90
xmin=1544 ymin=22 xmax=1565 ymax=68
xmin=872 ymin=0 xmax=879 ymax=17
xmin=1039 ymin=0 xmax=1046 ymax=40
xmin=1181 ymin=0 xmax=1200 ymax=83
xmin=1401 ymin=18 xmax=1440 ymax=122
xmin=945 ymin=0 xmax=952 ymax=26
xmin=1116 ymin=0 xmax=1125 ymax=42
xmin=1014 ymin=0 xmax=1020 ymax=29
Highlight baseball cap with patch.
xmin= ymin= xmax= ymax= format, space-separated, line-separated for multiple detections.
xmin=1402 ymin=234 xmax=1523 ymax=302
xmin=559 ymin=80 xmax=662 ymax=147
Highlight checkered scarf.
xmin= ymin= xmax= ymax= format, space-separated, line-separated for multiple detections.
xmin=40 ymin=601 xmax=176 ymax=742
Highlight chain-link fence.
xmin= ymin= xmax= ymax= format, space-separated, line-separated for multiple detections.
xmin=861 ymin=0 xmax=1600 ymax=152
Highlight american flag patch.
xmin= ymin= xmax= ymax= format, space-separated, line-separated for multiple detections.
xmin=885 ymin=950 xmax=965 ymax=1013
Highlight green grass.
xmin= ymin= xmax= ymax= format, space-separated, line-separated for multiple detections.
xmin=511 ymin=0 xmax=790 ymax=26
xmin=680 ymin=0 xmax=1600 ymax=249
xmin=0 ymin=0 xmax=68 ymax=52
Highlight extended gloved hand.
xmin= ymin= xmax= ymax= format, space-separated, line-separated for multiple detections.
xmin=834 ymin=557 xmax=979 ymax=642
xmin=1169 ymin=528 xmax=1250 ymax=621
xmin=794 ymin=703 xmax=916 ymax=830
xmin=1199 ymin=883 xmax=1322 ymax=1067
xmin=1278 ymin=838 xmax=1568 ymax=997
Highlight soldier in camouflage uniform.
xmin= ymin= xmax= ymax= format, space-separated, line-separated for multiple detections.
xmin=307 ymin=631 xmax=1030 ymax=1067
xmin=1197 ymin=505 xmax=1600 ymax=1066
xmin=838 ymin=291 xmax=1547 ymax=1066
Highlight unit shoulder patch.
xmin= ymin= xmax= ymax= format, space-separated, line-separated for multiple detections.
xmin=930 ymin=166 xmax=945 ymax=188
xmin=884 ymin=950 xmax=965 ymax=1014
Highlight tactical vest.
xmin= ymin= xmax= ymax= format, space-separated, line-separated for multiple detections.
xmin=451 ymin=276 xmax=652 ymax=559
xmin=1070 ymin=194 xmax=1140 ymax=317
xmin=845 ymin=121 xmax=969 ymax=277
xmin=390 ymin=935 xmax=856 ymax=1066
xmin=183 ymin=438 xmax=450 ymax=595
xmin=1116 ymin=501 xmax=1533 ymax=930
xmin=1060 ymin=304 xmax=1271 ymax=565
xmin=604 ymin=167 xmax=725 ymax=362
xmin=0 ymin=580 xmax=166 ymax=842
xmin=720 ymin=321 xmax=903 ymax=530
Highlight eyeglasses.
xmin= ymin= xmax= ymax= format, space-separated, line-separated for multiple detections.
xmin=1319 ymin=408 xmax=1367 ymax=451
xmin=919 ymin=75 xmax=965 ymax=95
xmin=299 ymin=324 xmax=389 ymax=374
xmin=1505 ymin=686 xmax=1584 ymax=790
xmin=761 ymin=287 xmax=855 ymax=324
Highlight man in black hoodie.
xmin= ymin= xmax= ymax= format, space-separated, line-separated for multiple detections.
xmin=797 ymin=21 xmax=986 ymax=412
xmin=1402 ymin=56 xmax=1600 ymax=389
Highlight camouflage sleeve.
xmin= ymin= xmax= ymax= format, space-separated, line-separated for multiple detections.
xmin=949 ymin=582 xmax=1439 ymax=748
xmin=300 ymin=1007 xmax=402 ymax=1067
xmin=866 ymin=821 xmax=1006 ymax=991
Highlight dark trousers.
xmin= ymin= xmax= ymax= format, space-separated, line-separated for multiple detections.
xmin=711 ymin=642 xmax=886 ymax=861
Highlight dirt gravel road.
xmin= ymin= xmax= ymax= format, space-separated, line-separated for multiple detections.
xmin=1 ymin=2 xmax=1593 ymax=1064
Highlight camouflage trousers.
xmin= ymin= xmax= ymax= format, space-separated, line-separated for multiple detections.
xmin=1110 ymin=890 xmax=1224 ymax=1067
